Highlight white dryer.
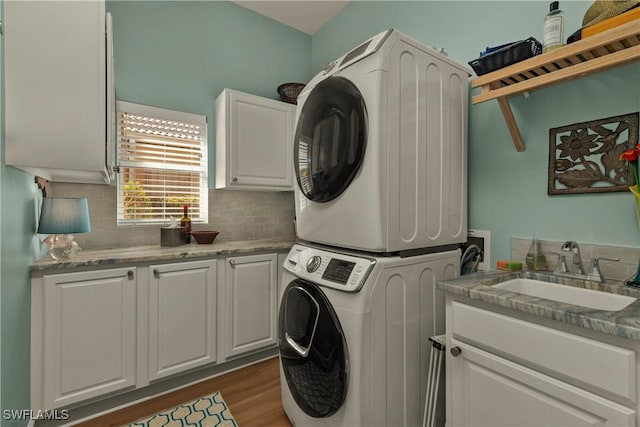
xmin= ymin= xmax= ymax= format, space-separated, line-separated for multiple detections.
xmin=294 ymin=29 xmax=470 ymax=253
xmin=278 ymin=243 xmax=459 ymax=426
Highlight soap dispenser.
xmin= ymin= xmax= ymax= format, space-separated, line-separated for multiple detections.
xmin=525 ymin=238 xmax=548 ymax=271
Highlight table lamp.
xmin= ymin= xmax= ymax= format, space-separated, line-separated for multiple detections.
xmin=37 ymin=197 xmax=91 ymax=260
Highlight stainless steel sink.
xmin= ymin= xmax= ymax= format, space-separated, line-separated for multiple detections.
xmin=494 ymin=278 xmax=636 ymax=311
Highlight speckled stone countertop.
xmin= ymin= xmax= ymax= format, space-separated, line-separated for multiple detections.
xmin=31 ymin=239 xmax=296 ymax=273
xmin=438 ymin=271 xmax=640 ymax=341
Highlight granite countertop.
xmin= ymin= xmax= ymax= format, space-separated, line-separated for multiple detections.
xmin=31 ymin=238 xmax=296 ymax=273
xmin=438 ymin=270 xmax=640 ymax=341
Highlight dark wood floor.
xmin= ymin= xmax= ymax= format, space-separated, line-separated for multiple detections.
xmin=77 ymin=357 xmax=292 ymax=427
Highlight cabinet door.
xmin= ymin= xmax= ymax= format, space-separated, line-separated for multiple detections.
xmin=43 ymin=268 xmax=136 ymax=409
xmin=148 ymin=260 xmax=217 ymax=381
xmin=216 ymin=89 xmax=295 ymax=190
xmin=447 ymin=340 xmax=635 ymax=426
xmin=4 ymin=0 xmax=112 ymax=184
xmin=224 ymin=253 xmax=278 ymax=358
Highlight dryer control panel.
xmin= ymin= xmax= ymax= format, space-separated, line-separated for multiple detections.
xmin=284 ymin=244 xmax=376 ymax=292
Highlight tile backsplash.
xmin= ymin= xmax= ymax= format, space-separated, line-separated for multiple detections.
xmin=512 ymin=237 xmax=640 ymax=283
xmin=51 ymin=183 xmax=296 ymax=250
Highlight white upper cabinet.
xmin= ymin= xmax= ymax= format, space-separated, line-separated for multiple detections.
xmin=4 ymin=0 xmax=115 ymax=184
xmin=215 ymin=89 xmax=295 ymax=191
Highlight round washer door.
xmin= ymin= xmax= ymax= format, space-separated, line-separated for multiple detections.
xmin=278 ymin=279 xmax=349 ymax=418
xmin=294 ymin=76 xmax=367 ymax=203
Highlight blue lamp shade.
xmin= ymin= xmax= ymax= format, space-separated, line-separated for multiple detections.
xmin=37 ymin=197 xmax=91 ymax=235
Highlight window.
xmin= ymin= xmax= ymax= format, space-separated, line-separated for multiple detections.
xmin=116 ymin=101 xmax=208 ymax=225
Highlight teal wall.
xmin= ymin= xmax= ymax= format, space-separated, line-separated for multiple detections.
xmin=106 ymin=1 xmax=312 ymax=187
xmin=1 ymin=0 xmax=46 ymax=423
xmin=0 ymin=167 xmax=43 ymax=427
xmin=312 ymin=1 xmax=640 ymax=262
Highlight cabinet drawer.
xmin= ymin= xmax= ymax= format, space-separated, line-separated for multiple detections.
xmin=451 ymin=301 xmax=636 ymax=401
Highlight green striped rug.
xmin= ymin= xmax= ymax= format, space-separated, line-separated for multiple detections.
xmin=127 ymin=391 xmax=238 ymax=427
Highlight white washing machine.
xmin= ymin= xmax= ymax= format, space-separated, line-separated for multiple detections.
xmin=278 ymin=243 xmax=459 ymax=426
xmin=294 ymin=29 xmax=471 ymax=253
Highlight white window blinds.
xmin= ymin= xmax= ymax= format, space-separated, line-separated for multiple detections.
xmin=116 ymin=101 xmax=208 ymax=225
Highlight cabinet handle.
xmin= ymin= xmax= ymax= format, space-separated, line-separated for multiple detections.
xmin=232 ymin=177 xmax=238 ymax=183
xmin=127 ymin=270 xmax=134 ymax=280
xmin=153 ymin=269 xmax=160 ymax=278
xmin=229 ymin=260 xmax=236 ymax=266
xmin=450 ymin=346 xmax=462 ymax=357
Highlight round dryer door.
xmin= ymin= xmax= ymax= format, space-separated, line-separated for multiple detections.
xmin=294 ymin=76 xmax=367 ymax=203
xmin=278 ymin=279 xmax=349 ymax=418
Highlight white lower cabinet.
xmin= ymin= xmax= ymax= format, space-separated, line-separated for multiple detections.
xmin=148 ymin=260 xmax=217 ymax=381
xmin=32 ymin=250 xmax=286 ymax=411
xmin=448 ymin=340 xmax=634 ymax=426
xmin=222 ymin=253 xmax=278 ymax=359
xmin=33 ymin=268 xmax=137 ymax=410
xmin=446 ymin=299 xmax=637 ymax=427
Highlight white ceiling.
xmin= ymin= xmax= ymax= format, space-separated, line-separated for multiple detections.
xmin=232 ymin=1 xmax=349 ymax=35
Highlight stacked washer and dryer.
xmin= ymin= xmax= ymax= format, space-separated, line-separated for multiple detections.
xmin=278 ymin=29 xmax=470 ymax=427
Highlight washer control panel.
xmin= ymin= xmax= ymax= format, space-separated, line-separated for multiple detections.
xmin=322 ymin=258 xmax=356 ymax=284
xmin=284 ymin=244 xmax=376 ymax=292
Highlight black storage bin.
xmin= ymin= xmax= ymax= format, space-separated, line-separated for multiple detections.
xmin=468 ymin=37 xmax=542 ymax=76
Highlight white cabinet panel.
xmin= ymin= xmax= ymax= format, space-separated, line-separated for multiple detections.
xmin=223 ymin=253 xmax=278 ymax=358
xmin=148 ymin=260 xmax=217 ymax=381
xmin=277 ymin=252 xmax=288 ymax=310
xmin=216 ymin=89 xmax=295 ymax=190
xmin=4 ymin=0 xmax=115 ymax=184
xmin=451 ymin=301 xmax=636 ymax=401
xmin=448 ymin=340 xmax=635 ymax=427
xmin=446 ymin=299 xmax=638 ymax=427
xmin=41 ymin=268 xmax=136 ymax=409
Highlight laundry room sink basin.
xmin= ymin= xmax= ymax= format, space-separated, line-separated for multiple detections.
xmin=493 ymin=278 xmax=636 ymax=311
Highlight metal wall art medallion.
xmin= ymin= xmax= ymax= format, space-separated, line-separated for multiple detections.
xmin=548 ymin=112 xmax=639 ymax=195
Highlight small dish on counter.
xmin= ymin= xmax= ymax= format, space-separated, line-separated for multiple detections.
xmin=191 ymin=230 xmax=220 ymax=244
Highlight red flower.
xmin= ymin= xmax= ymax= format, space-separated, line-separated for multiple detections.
xmin=619 ymin=143 xmax=639 ymax=196
xmin=620 ymin=144 xmax=640 ymax=162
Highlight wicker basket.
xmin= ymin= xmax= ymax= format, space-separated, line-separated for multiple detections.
xmin=468 ymin=37 xmax=542 ymax=76
xmin=277 ymin=83 xmax=306 ymax=104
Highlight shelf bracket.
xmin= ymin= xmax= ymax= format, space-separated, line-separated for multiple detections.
xmin=497 ymin=97 xmax=526 ymax=152
xmin=471 ymin=21 xmax=640 ymax=152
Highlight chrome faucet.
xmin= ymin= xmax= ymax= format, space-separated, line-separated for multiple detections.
xmin=560 ymin=241 xmax=585 ymax=275
xmin=588 ymin=257 xmax=619 ymax=283
xmin=554 ymin=241 xmax=620 ymax=283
